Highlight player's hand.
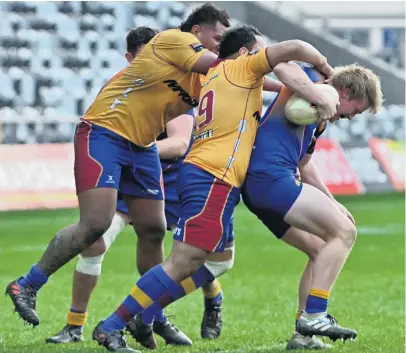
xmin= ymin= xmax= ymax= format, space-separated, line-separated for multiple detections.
xmin=295 ymin=168 xmax=301 ymax=181
xmin=316 ymin=91 xmax=339 ymax=122
xmin=335 ymin=201 xmax=355 ymax=225
xmin=315 ymin=60 xmax=334 ymax=80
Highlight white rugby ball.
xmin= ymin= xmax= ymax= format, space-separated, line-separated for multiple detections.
xmin=285 ymin=84 xmax=339 ymax=125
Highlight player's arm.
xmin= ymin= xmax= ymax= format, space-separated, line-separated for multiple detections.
xmin=156 ymin=110 xmax=194 ymax=160
xmin=299 ymin=154 xmax=335 ymax=200
xmin=265 ymin=40 xmax=333 ymax=79
xmin=272 ymin=61 xmax=338 ymax=118
xmin=299 ymin=153 xmax=356 ymax=224
xmin=263 ymin=77 xmax=283 ymax=92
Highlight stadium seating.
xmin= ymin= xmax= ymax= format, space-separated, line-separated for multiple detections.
xmin=0 ymin=1 xmax=404 ymax=144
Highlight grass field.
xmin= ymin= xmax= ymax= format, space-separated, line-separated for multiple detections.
xmin=0 ymin=193 xmax=404 ymax=353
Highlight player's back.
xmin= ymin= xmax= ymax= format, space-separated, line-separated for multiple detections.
xmin=247 ymin=65 xmax=323 ymax=179
xmin=185 ymin=49 xmax=270 ymax=188
xmin=84 ymin=29 xmax=206 ymax=147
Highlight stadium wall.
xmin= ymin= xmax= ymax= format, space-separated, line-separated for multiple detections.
xmin=0 ymin=139 xmax=404 ymax=211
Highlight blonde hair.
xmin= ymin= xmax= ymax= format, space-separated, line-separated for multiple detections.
xmin=332 ymin=64 xmax=383 ymax=114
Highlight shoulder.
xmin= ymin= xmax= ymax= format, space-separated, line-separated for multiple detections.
xmin=155 ymin=29 xmax=200 ymax=46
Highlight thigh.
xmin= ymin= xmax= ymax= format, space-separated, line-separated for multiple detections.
xmin=120 ymin=143 xmax=164 ymax=201
xmin=282 ymin=227 xmax=325 ymax=259
xmin=78 ymin=187 xmax=118 ymax=231
xmin=284 ymin=183 xmax=352 ymax=241
xmin=174 ymin=163 xmax=240 ymax=253
xmin=124 ymin=196 xmax=166 ymax=235
xmin=74 ymin=121 xmax=124 ymax=195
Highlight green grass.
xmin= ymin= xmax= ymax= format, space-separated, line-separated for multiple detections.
xmin=0 ymin=193 xmax=404 ymax=353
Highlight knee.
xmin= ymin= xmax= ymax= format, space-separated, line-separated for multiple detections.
xmin=81 ymin=238 xmax=107 ymax=257
xmin=135 ymin=222 xmax=166 ymax=245
xmin=166 ymin=249 xmax=207 ymax=277
xmin=205 ymin=245 xmax=235 ymax=277
xmin=336 ymin=220 xmax=357 ymax=249
xmin=80 ymin=217 xmax=112 ymax=246
xmin=76 ymin=253 xmax=104 ymax=276
xmin=306 ymin=239 xmax=325 ymax=262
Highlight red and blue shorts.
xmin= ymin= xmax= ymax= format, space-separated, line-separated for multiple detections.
xmin=174 ymin=163 xmax=239 ymax=252
xmin=74 ymin=121 xmax=163 ymax=200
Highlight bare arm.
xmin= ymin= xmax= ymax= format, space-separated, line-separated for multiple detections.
xmin=156 ymin=113 xmax=194 ymax=160
xmin=273 ymin=62 xmax=326 ymax=105
xmin=263 ymin=76 xmax=283 ymax=92
xmin=273 ymin=61 xmax=339 ymax=120
xmin=191 ymin=51 xmax=218 ymax=74
xmin=265 ymin=40 xmax=333 ymax=78
xmin=299 ymin=154 xmax=335 ymax=200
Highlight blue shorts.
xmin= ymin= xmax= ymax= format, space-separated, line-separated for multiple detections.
xmin=74 ymin=121 xmax=163 ymax=200
xmin=174 ymin=163 xmax=240 ymax=252
xmin=242 ymin=174 xmax=302 ymax=238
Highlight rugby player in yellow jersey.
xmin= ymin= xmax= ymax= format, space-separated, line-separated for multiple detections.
xmin=6 ymin=2 xmax=231 ymax=330
xmin=91 ymin=25 xmax=339 ymax=352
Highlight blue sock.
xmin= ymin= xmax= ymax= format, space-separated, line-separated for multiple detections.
xmin=154 ymin=309 xmax=166 ymax=323
xmin=140 ymin=266 xmax=215 ymax=326
xmin=18 ymin=264 xmax=48 ymax=293
xmin=305 ymin=289 xmax=329 ymax=314
xmin=142 ymin=302 xmax=164 ymax=325
xmin=102 ymin=265 xmax=181 ymax=332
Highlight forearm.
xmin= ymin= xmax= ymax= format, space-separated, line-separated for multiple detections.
xmin=300 ymin=159 xmax=335 ymax=200
xmin=263 ymin=77 xmax=283 ymax=92
xmin=273 ymin=62 xmax=325 ymax=105
xmin=266 ymin=40 xmax=327 ymax=71
xmin=156 ymin=137 xmax=189 ymax=160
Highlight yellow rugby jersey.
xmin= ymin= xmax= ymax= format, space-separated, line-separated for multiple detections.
xmin=185 ymin=48 xmax=270 ymax=188
xmin=84 ymin=29 xmax=207 ymax=147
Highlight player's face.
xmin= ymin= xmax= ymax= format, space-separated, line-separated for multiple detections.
xmin=124 ymin=44 xmax=146 ymax=64
xmin=329 ymin=92 xmax=369 ymax=123
xmin=194 ymin=22 xmax=228 ymax=54
xmin=238 ymin=35 xmax=265 ymax=56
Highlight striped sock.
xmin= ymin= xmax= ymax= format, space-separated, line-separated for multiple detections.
xmin=67 ymin=309 xmax=87 ymax=332
xmin=141 ymin=266 xmax=215 ymax=325
xmin=305 ymin=288 xmax=329 ymax=314
xmin=102 ymin=265 xmax=182 ymax=332
xmin=203 ymin=280 xmax=223 ymax=307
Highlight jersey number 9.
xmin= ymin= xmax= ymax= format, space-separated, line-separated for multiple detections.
xmin=196 ymin=90 xmax=215 ymax=130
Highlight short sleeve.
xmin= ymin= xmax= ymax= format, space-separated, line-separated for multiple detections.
xmin=152 ymin=29 xmax=208 ymax=72
xmin=245 ymin=48 xmax=271 ymax=78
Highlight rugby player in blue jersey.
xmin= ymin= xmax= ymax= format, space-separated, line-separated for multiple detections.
xmin=243 ymin=62 xmax=382 ymax=348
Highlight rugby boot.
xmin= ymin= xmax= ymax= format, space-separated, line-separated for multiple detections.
xmin=201 ymin=297 xmax=223 ymax=339
xmin=93 ymin=321 xmax=139 ymax=352
xmin=297 ymin=313 xmax=357 ymax=342
xmin=5 ymin=277 xmax=39 ymax=326
xmin=126 ymin=315 xmax=157 ymax=349
xmin=45 ymin=324 xmax=84 ymax=343
xmin=286 ymin=332 xmax=332 ymax=350
xmin=153 ymin=318 xmax=192 ymax=345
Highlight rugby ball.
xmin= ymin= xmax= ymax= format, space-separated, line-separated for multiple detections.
xmin=285 ymin=84 xmax=339 ymax=125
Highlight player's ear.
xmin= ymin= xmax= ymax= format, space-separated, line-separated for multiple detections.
xmin=125 ymin=52 xmax=134 ymax=64
xmin=239 ymin=47 xmax=249 ymax=56
xmin=323 ymin=78 xmax=332 ymax=84
xmin=191 ymin=24 xmax=202 ymax=37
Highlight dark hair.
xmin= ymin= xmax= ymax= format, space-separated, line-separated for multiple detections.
xmin=218 ymin=25 xmax=262 ymax=59
xmin=179 ymin=3 xmax=230 ymax=32
xmin=126 ymin=26 xmax=159 ymax=54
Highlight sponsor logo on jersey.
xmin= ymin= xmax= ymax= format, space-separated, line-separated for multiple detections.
xmin=163 ymin=80 xmax=198 ymax=107
xmin=190 ymin=42 xmax=204 ymax=52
